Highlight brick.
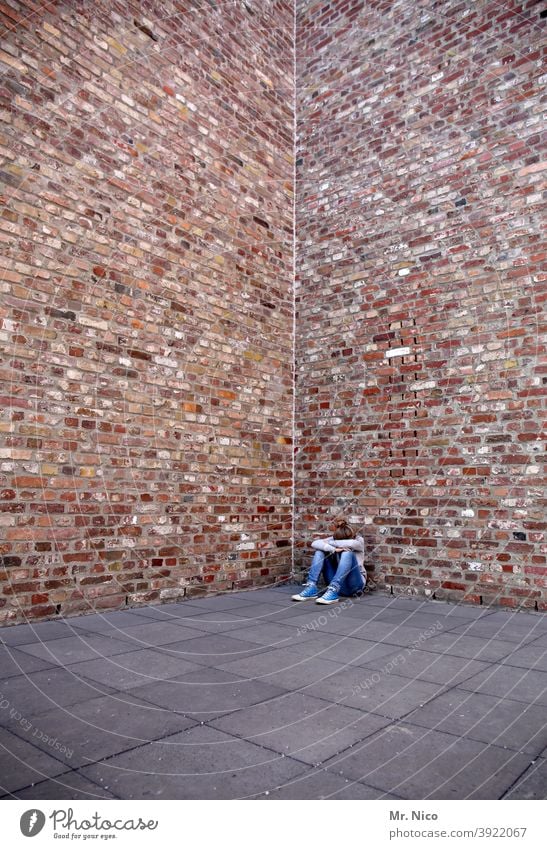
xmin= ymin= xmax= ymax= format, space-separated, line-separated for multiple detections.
xmin=0 ymin=0 xmax=294 ymax=625
xmin=294 ymin=0 xmax=545 ymax=613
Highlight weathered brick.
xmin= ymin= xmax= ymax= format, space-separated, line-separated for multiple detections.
xmin=0 ymin=0 xmax=294 ymax=625
xmin=294 ymin=0 xmax=546 ymax=612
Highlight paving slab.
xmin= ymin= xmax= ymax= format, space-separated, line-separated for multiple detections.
xmin=0 ymin=728 xmax=71 ymax=795
xmin=125 ymin=602 xmax=211 ymax=621
xmin=78 ymin=723 xmax=308 ymax=799
xmin=281 ymin=614 xmax=451 ymax=648
xmin=383 ymin=599 xmax=493 ymax=619
xmin=458 ymin=665 xmax=547 ymax=706
xmin=405 ymin=690 xmax=547 ymax=757
xmin=497 ymin=643 xmax=547 ymax=672
xmin=171 ymin=611 xmax=261 ymax=635
xmin=417 ymin=631 xmax=521 ymax=663
xmin=322 ymin=722 xmax=533 ymax=799
xmin=254 ymin=768 xmax=401 ymax=799
xmin=0 ymin=619 xmax=79 ymax=647
xmin=304 ymin=666 xmax=445 ymax=719
xmin=61 ymin=648 xmax=206 ymax=691
xmin=223 ymin=621 xmax=312 ymax=648
xmin=88 ymin=620 xmax=205 ymax=648
xmin=502 ymin=759 xmax=546 ymax=800
xmin=70 ymin=610 xmax=157 ymax=633
xmin=214 ymin=644 xmax=341 ymax=683
xmin=2 ymin=770 xmax=118 ymax=800
xmin=127 ymin=666 xmax=288 ymax=721
xmin=0 ymin=644 xmax=59 ymax=679
xmin=1 ymin=691 xmax=197 ymax=769
xmin=156 ymin=632 xmax=271 ymax=666
xmin=0 ymin=666 xmax=116 ymax=717
xmin=448 ymin=617 xmax=546 ymax=644
xmin=1 ymin=586 xmax=544 ymax=800
xmin=213 ymin=601 xmax=296 ymax=621
xmin=210 ymin=690 xmax=391 ymax=765
xmin=361 ymin=609 xmax=476 ymax=634
xmin=15 ymin=633 xmax=145 ymax=666
xmin=485 ymin=610 xmax=547 ymax=631
xmin=525 ymin=631 xmax=547 ymax=648
xmin=352 ymin=647 xmax=492 ymax=686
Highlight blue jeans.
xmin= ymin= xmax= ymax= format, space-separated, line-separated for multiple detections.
xmin=308 ymin=550 xmax=365 ymax=596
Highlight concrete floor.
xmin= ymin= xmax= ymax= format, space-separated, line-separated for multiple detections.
xmin=1 ymin=585 xmax=546 ymax=800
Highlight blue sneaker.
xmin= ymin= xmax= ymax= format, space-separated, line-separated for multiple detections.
xmin=316 ymin=585 xmax=340 ymax=604
xmin=292 ymin=581 xmax=319 ymax=601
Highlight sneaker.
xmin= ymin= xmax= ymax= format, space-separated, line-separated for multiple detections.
xmin=291 ymin=582 xmax=319 ymax=601
xmin=316 ymin=586 xmax=340 ymax=605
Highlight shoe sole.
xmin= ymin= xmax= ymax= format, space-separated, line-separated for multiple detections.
xmin=316 ymin=598 xmax=340 ymax=605
xmin=291 ymin=596 xmax=318 ymax=602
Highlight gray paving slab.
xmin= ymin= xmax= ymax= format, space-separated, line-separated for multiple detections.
xmin=277 ymin=608 xmax=391 ymax=640
xmin=1 ymin=587 xmax=544 ymax=800
xmin=525 ymin=631 xmax=547 ymax=648
xmin=85 ymin=620 xmax=205 ymax=648
xmin=0 ymin=667 xmax=117 ymax=716
xmin=223 ymin=621 xmax=312 ymax=648
xmin=126 ymin=666 xmax=288 ymax=721
xmin=214 ymin=643 xmax=339 ymax=678
xmin=70 ymin=610 xmax=157 ymax=633
xmin=254 ymin=769 xmax=401 ymax=799
xmin=361 ymin=609 xmax=476 ymax=633
xmin=278 ymin=633 xmax=401 ymax=667
xmin=501 ymin=758 xmax=547 ymax=800
xmin=210 ymin=690 xmax=391 ymax=765
xmin=227 ymin=589 xmax=295 ymax=606
xmin=0 ymin=644 xmax=59 ymax=679
xmin=458 ymin=664 xmax=547 ymax=706
xmin=405 ymin=690 xmax=547 ymax=757
xmin=352 ymin=647 xmax=492 ymax=686
xmin=172 ymin=611 xmax=261 ymax=634
xmin=78 ymin=723 xmax=309 ymax=799
xmin=15 ymin=633 xmax=145 ymax=666
xmin=417 ymin=631 xmax=522 ymax=663
xmin=384 ymin=598 xmax=493 ymax=619
xmin=2 ymin=770 xmax=118 ymax=799
xmin=0 ymin=728 xmax=71 ymax=795
xmin=156 ymin=633 xmax=271 ymax=666
xmin=125 ymin=602 xmax=211 ymax=621
xmin=289 ymin=615 xmax=453 ymax=647
xmin=213 ymin=601 xmax=296 ymax=621
xmin=322 ymin=722 xmax=533 ymax=799
xmin=162 ymin=594 xmax=269 ymax=611
xmin=304 ymin=666 xmax=445 ymax=719
xmin=61 ymin=648 xmax=206 ymax=691
xmin=1 ymin=691 xmax=197 ymax=769
xmin=448 ymin=617 xmax=546 ymax=644
xmin=485 ymin=610 xmax=547 ymax=631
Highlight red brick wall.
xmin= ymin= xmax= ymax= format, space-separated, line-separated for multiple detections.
xmin=0 ymin=0 xmax=295 ymax=623
xmin=295 ymin=0 xmax=546 ymax=609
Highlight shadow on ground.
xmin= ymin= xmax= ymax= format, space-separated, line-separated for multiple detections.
xmin=1 ymin=586 xmax=546 ymax=800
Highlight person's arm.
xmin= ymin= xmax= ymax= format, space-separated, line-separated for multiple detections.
xmin=311 ymin=537 xmax=337 ymax=553
xmin=331 ymin=535 xmax=364 ymax=552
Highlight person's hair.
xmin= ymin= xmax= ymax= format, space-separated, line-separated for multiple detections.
xmin=332 ymin=519 xmax=355 ymax=540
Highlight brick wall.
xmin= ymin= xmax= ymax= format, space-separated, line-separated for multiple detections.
xmin=295 ymin=0 xmax=546 ymax=609
xmin=0 ymin=0 xmax=295 ymax=624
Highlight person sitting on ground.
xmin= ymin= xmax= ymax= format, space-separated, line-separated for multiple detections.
xmin=292 ymin=518 xmax=366 ymax=605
